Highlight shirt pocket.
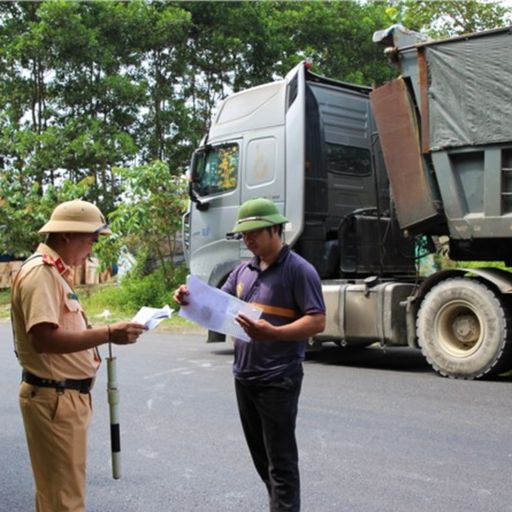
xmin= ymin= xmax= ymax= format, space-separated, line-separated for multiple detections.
xmin=63 ymin=296 xmax=86 ymax=330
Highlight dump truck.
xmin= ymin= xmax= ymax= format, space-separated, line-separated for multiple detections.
xmin=182 ymin=24 xmax=512 ymax=379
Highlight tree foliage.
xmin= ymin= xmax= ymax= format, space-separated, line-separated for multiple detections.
xmin=95 ymin=160 xmax=188 ymax=286
xmin=386 ymin=0 xmax=511 ymax=37
xmin=0 ymin=173 xmax=94 ymax=258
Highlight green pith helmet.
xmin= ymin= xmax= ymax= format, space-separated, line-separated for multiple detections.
xmin=39 ymin=200 xmax=111 ymax=235
xmin=231 ymin=197 xmax=288 ymax=234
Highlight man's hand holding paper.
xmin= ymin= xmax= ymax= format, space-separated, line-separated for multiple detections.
xmin=132 ymin=305 xmax=172 ymax=330
xmin=177 ymin=275 xmax=262 ymax=342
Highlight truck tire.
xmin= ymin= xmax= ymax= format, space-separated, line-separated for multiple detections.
xmin=417 ymin=278 xmax=512 ymax=379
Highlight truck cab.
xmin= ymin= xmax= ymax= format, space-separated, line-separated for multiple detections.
xmin=184 ymin=61 xmax=414 ymax=289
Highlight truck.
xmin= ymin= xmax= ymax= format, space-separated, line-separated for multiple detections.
xmin=182 ymin=24 xmax=512 ymax=380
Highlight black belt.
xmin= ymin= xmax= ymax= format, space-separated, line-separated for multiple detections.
xmin=22 ymin=370 xmax=93 ymax=394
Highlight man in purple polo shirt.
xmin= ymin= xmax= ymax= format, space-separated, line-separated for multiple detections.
xmin=174 ymin=197 xmax=325 ymax=512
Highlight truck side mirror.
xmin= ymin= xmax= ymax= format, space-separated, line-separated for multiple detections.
xmin=188 ymin=182 xmax=210 ymax=211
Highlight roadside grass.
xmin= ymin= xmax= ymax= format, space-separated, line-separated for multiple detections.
xmin=78 ymin=282 xmax=138 ymax=323
xmin=0 ymin=289 xmax=10 ymax=321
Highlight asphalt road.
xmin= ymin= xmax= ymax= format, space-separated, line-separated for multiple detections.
xmin=2 ymin=323 xmax=512 ymax=512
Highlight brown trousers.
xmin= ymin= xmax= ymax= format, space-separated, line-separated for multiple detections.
xmin=19 ymin=382 xmax=92 ymax=512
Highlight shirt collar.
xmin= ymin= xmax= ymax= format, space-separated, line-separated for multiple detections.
xmin=248 ymin=244 xmax=290 ymax=271
xmin=36 ymin=243 xmax=71 ymax=276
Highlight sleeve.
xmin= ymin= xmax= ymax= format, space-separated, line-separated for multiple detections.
xmin=292 ymin=260 xmax=326 ymax=316
xmin=20 ymin=265 xmax=61 ymax=332
xmin=221 ymin=266 xmax=238 ymax=297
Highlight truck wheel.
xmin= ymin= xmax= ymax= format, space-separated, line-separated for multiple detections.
xmin=417 ymin=278 xmax=512 ymax=379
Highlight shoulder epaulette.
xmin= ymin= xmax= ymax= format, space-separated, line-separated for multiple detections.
xmin=42 ymin=253 xmax=67 ymax=274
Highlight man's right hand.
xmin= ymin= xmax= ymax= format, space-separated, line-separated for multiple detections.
xmin=108 ymin=322 xmax=146 ymax=344
xmin=173 ymin=284 xmax=189 ymax=306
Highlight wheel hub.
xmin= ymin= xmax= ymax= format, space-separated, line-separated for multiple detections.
xmin=436 ymin=303 xmax=483 ymax=355
xmin=452 ymin=314 xmax=480 ymax=344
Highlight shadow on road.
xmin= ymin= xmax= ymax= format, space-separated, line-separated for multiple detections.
xmin=305 ymin=344 xmax=432 ymax=374
xmin=209 ymin=343 xmax=431 ymax=374
xmin=305 ymin=343 xmax=512 ymax=381
xmin=208 ymin=341 xmax=512 ymax=381
xmin=210 ymin=348 xmax=235 ymax=357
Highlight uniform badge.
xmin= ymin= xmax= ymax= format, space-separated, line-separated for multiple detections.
xmin=42 ymin=253 xmax=54 ymax=266
xmin=236 ymin=282 xmax=244 ymax=298
xmin=54 ymin=258 xmax=66 ymax=274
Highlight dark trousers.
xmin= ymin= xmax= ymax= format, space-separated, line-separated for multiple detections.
xmin=235 ymin=372 xmax=303 ymax=512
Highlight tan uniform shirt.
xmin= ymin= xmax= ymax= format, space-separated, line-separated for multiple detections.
xmin=11 ymin=243 xmax=100 ymax=380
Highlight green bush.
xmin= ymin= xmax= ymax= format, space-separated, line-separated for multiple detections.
xmin=79 ymin=263 xmax=189 ymax=323
xmin=117 ymin=262 xmax=189 ymax=311
xmin=0 ymin=288 xmax=11 ymax=321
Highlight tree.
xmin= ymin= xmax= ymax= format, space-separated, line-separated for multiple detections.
xmin=95 ymin=160 xmax=188 ymax=286
xmin=258 ymin=1 xmax=396 ymax=85
xmin=0 ymin=173 xmax=95 ymax=258
xmin=387 ymin=0 xmax=512 ymax=37
xmin=0 ymin=1 xmax=150 ymax=210
xmin=125 ymin=2 xmax=192 ymax=165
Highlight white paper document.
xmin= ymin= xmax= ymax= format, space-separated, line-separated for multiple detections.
xmin=179 ymin=275 xmax=262 ymax=342
xmin=132 ymin=305 xmax=172 ymax=330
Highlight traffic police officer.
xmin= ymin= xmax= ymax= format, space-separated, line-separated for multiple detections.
xmin=11 ymin=199 xmax=146 ymax=512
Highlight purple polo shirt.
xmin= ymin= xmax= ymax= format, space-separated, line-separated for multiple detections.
xmin=222 ymin=245 xmax=326 ymax=382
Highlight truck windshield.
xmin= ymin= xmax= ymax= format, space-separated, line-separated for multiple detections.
xmin=191 ymin=144 xmax=239 ymax=197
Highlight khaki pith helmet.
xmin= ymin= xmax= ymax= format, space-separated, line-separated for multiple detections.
xmin=38 ymin=200 xmax=111 ymax=235
xmin=231 ymin=197 xmax=288 ymax=234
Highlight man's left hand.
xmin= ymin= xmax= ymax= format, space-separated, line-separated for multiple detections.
xmin=235 ymin=313 xmax=277 ymax=341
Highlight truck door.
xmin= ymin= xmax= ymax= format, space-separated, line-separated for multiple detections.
xmin=186 ymin=140 xmax=242 ymax=284
xmin=239 ymin=62 xmax=308 ymax=256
